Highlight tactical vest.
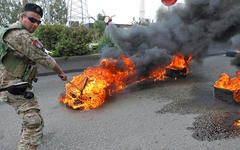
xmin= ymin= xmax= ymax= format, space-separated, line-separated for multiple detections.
xmin=0 ymin=23 xmax=37 ymax=83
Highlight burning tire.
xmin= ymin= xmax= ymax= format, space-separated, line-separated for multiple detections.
xmin=214 ymin=72 xmax=240 ymax=104
xmin=166 ymin=68 xmax=187 ymax=79
xmin=214 ymin=87 xmax=236 ymax=104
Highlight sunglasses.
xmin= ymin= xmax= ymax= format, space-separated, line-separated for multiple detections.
xmin=23 ymin=14 xmax=41 ymax=24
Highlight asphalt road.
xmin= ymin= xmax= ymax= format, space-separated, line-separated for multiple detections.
xmin=1 ymin=56 xmax=240 ymax=150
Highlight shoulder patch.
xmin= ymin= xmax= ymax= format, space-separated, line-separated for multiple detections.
xmin=33 ymin=40 xmax=43 ymax=49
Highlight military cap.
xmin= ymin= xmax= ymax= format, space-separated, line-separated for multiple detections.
xmin=24 ymin=3 xmax=43 ymax=17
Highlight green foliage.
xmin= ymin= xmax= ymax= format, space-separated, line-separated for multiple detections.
xmin=92 ymin=13 xmax=106 ymax=40
xmin=89 ymin=13 xmax=119 ymax=52
xmin=34 ymin=24 xmax=93 ymax=57
xmin=55 ymin=27 xmax=93 ymax=56
xmin=42 ymin=0 xmax=68 ymax=24
xmin=93 ymin=21 xmax=105 ymax=39
xmin=0 ymin=0 xmax=24 ymax=24
xmin=131 ymin=18 xmax=151 ymax=26
xmin=0 ymin=0 xmax=68 ymax=25
xmin=34 ymin=23 xmax=63 ymax=51
xmin=97 ymin=14 xmax=105 ymax=21
xmin=97 ymin=33 xmax=118 ymax=52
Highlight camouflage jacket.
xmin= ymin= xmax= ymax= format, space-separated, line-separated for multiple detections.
xmin=0 ymin=21 xmax=56 ymax=88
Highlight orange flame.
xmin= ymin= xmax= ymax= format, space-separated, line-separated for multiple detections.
xmin=233 ymin=119 xmax=240 ymax=127
xmin=167 ymin=55 xmax=192 ymax=74
xmin=60 ymin=54 xmax=192 ymax=110
xmin=214 ymin=72 xmax=240 ymax=102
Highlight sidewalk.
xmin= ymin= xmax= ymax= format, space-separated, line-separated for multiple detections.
xmin=37 ymin=54 xmax=101 ymax=76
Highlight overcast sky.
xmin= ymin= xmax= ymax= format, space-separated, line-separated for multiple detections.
xmin=87 ymin=0 xmax=184 ymax=24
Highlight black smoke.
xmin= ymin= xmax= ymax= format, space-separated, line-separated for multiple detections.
xmin=101 ymin=0 xmax=240 ymax=73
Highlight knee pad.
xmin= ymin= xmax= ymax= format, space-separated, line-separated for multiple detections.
xmin=23 ymin=111 xmax=43 ymax=129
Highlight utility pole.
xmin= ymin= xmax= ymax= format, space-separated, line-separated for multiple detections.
xmin=139 ymin=0 xmax=145 ymax=22
xmin=47 ymin=1 xmax=50 ymax=22
xmin=67 ymin=0 xmax=90 ymax=26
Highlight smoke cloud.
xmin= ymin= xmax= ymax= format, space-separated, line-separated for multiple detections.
xmin=102 ymin=0 xmax=240 ymax=72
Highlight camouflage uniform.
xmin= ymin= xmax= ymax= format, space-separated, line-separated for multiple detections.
xmin=0 ymin=21 xmax=57 ymax=150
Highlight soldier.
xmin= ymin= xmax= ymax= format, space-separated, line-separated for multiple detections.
xmin=0 ymin=3 xmax=67 ymax=150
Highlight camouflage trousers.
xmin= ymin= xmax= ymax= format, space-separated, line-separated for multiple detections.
xmin=1 ymin=91 xmax=44 ymax=150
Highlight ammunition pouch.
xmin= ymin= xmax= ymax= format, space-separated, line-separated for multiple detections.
xmin=22 ymin=62 xmax=38 ymax=83
xmin=0 ymin=82 xmax=34 ymax=99
xmin=7 ymin=82 xmax=29 ymax=95
xmin=23 ymin=91 xmax=34 ymax=99
xmin=2 ymin=50 xmax=38 ymax=82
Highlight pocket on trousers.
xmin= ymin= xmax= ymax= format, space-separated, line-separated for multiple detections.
xmin=0 ymin=91 xmax=8 ymax=102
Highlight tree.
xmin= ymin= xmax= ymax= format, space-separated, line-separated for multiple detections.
xmin=131 ymin=17 xmax=151 ymax=26
xmin=0 ymin=0 xmax=22 ymax=24
xmin=41 ymin=0 xmax=68 ymax=24
xmin=0 ymin=0 xmax=68 ymax=25
xmin=92 ymin=13 xmax=106 ymax=40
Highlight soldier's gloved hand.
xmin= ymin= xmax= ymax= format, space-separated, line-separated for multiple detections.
xmin=58 ymin=73 xmax=68 ymax=81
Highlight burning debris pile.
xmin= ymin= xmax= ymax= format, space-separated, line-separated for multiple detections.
xmin=214 ymin=72 xmax=240 ymax=103
xmin=60 ymin=55 xmax=192 ymax=110
xmin=60 ymin=0 xmax=240 ymax=110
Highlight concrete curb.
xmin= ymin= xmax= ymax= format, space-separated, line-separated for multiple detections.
xmin=37 ymin=52 xmax=223 ymax=77
xmin=37 ymin=54 xmax=101 ymax=76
